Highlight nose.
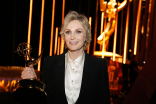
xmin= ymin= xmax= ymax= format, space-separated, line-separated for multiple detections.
xmin=70 ymin=33 xmax=75 ymax=40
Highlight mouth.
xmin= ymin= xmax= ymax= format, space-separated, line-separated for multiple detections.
xmin=69 ymin=42 xmax=78 ymax=45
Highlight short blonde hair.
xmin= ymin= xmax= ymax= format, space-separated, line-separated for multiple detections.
xmin=60 ymin=11 xmax=92 ymax=50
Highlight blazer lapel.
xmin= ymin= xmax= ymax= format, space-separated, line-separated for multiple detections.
xmin=53 ymin=53 xmax=68 ymax=104
xmin=76 ymin=52 xmax=94 ymax=103
xmin=51 ymin=51 xmax=94 ymax=104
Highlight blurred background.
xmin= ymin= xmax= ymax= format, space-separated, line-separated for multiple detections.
xmin=0 ymin=0 xmax=156 ymax=104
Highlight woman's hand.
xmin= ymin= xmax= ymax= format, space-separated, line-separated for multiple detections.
xmin=21 ymin=65 xmax=37 ymax=79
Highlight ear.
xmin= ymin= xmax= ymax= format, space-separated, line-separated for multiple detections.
xmin=84 ymin=37 xmax=86 ymax=42
xmin=84 ymin=33 xmax=87 ymax=41
xmin=61 ymin=34 xmax=65 ymax=41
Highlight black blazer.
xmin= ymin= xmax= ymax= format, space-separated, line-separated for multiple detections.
xmin=42 ymin=51 xmax=110 ymax=104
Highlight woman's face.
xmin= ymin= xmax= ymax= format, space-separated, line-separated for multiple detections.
xmin=64 ymin=20 xmax=86 ymax=52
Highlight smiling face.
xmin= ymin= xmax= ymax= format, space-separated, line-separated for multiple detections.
xmin=60 ymin=11 xmax=92 ymax=50
xmin=64 ymin=20 xmax=86 ymax=53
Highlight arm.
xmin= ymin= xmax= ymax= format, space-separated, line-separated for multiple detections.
xmin=41 ymin=56 xmax=57 ymax=104
xmin=42 ymin=56 xmax=50 ymax=104
xmin=42 ymin=56 xmax=48 ymax=86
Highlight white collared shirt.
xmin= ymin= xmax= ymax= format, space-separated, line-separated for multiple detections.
xmin=65 ymin=52 xmax=85 ymax=104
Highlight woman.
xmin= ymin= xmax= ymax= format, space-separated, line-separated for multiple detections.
xmin=22 ymin=11 xmax=110 ymax=104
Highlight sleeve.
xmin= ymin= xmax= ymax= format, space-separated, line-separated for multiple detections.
xmin=41 ymin=56 xmax=49 ymax=104
xmin=97 ymin=59 xmax=110 ymax=104
xmin=41 ymin=56 xmax=57 ymax=104
xmin=42 ymin=56 xmax=48 ymax=86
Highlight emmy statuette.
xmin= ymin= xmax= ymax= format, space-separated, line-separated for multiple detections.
xmin=12 ymin=42 xmax=47 ymax=104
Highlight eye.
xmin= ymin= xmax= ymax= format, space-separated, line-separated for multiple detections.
xmin=76 ymin=30 xmax=81 ymax=34
xmin=65 ymin=30 xmax=70 ymax=34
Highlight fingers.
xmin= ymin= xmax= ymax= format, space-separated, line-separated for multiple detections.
xmin=21 ymin=66 xmax=37 ymax=79
xmin=29 ymin=65 xmax=33 ymax=68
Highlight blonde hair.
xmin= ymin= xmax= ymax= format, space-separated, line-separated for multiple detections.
xmin=60 ymin=11 xmax=91 ymax=50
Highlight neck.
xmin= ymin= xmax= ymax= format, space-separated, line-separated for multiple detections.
xmin=68 ymin=50 xmax=84 ymax=61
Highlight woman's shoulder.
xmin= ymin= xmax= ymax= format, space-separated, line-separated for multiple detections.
xmin=43 ymin=53 xmax=65 ymax=62
xmin=86 ymin=53 xmax=106 ymax=62
xmin=85 ymin=53 xmax=107 ymax=67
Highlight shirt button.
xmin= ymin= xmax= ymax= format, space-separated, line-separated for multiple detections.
xmin=72 ymin=80 xmax=74 ymax=83
xmin=73 ymin=68 xmax=74 ymax=71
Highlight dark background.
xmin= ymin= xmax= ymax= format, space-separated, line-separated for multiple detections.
xmin=0 ymin=0 xmax=132 ymax=69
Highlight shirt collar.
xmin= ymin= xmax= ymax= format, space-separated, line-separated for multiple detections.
xmin=67 ymin=51 xmax=85 ymax=65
